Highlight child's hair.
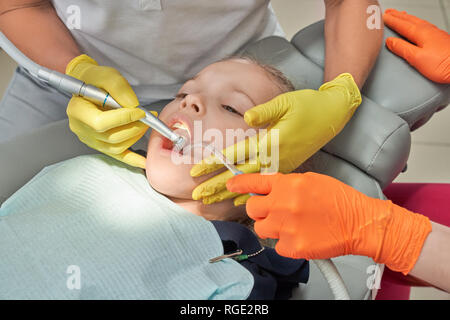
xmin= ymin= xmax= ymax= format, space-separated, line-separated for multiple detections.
xmin=218 ymin=55 xmax=295 ymax=93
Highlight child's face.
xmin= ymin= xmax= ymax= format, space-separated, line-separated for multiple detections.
xmin=146 ymin=59 xmax=283 ymax=206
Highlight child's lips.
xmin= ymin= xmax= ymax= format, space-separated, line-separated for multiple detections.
xmin=160 ymin=122 xmax=191 ymax=153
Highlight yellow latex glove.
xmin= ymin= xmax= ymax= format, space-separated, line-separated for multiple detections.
xmin=190 ymin=73 xmax=362 ymax=205
xmin=66 ymin=54 xmax=154 ymax=169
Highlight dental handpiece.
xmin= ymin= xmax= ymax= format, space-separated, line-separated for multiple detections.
xmin=39 ymin=69 xmax=187 ymax=152
xmin=0 ymin=31 xmax=186 ymax=152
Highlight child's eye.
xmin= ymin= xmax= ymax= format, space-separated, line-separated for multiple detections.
xmin=175 ymin=93 xmax=187 ymax=99
xmin=222 ymin=105 xmax=243 ymax=116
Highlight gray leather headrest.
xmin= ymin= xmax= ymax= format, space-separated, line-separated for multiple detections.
xmin=243 ymin=35 xmax=409 ymax=192
xmin=292 ymin=20 xmax=450 ymax=130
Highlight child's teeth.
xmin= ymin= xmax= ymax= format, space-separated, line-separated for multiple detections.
xmin=172 ymin=122 xmax=191 ymax=138
xmin=172 ymin=123 xmax=187 ymax=130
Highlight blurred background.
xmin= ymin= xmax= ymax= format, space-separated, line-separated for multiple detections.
xmin=0 ymin=0 xmax=449 ymax=300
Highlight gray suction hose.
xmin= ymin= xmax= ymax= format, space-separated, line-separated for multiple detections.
xmin=0 ymin=31 xmax=186 ymax=151
xmin=314 ymin=259 xmax=350 ymax=300
xmin=0 ymin=32 xmax=43 ymax=77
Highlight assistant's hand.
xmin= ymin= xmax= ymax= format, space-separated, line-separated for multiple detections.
xmin=227 ymin=172 xmax=432 ymax=275
xmin=66 ymin=54 xmax=154 ymax=169
xmin=190 ymin=73 xmax=362 ymax=205
xmin=383 ymin=9 xmax=450 ymax=84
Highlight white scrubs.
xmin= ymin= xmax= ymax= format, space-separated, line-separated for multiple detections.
xmin=52 ymin=0 xmax=285 ymax=101
xmin=0 ymin=0 xmax=285 ymax=142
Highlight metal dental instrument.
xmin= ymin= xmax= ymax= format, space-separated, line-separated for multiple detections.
xmin=0 ymin=32 xmax=186 ymax=152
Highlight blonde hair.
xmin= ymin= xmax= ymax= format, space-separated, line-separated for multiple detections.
xmin=218 ymin=55 xmax=295 ymax=93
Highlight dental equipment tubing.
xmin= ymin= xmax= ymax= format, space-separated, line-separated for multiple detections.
xmin=0 ymin=32 xmax=186 ymax=152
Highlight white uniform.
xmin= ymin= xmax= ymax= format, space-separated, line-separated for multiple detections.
xmin=51 ymin=0 xmax=285 ymax=101
xmin=0 ymin=0 xmax=284 ymax=142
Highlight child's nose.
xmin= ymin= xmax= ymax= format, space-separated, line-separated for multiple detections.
xmin=180 ymin=94 xmax=205 ymax=115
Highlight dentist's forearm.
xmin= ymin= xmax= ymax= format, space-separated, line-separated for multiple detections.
xmin=0 ymin=0 xmax=80 ymax=73
xmin=408 ymin=222 xmax=450 ymax=293
xmin=323 ymin=0 xmax=384 ymax=88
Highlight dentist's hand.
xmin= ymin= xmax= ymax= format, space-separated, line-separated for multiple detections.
xmin=227 ymin=172 xmax=432 ymax=275
xmin=383 ymin=9 xmax=450 ymax=84
xmin=66 ymin=54 xmax=153 ymax=169
xmin=190 ymin=73 xmax=362 ymax=205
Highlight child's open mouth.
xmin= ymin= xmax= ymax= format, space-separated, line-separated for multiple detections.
xmin=161 ymin=121 xmax=191 ymax=154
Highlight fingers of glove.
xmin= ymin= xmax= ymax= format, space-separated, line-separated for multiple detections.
xmin=244 ymin=94 xmax=291 ymax=127
xmin=190 ymin=156 xmax=224 ymax=178
xmin=227 ymin=172 xmax=279 ymax=195
xmin=385 ymin=9 xmax=434 ymax=28
xmin=318 ymin=73 xmax=362 ymax=110
xmin=383 ymin=10 xmax=423 ymax=45
xmin=246 ymin=194 xmax=273 ymax=220
xmin=106 ymin=149 xmax=147 ymax=169
xmin=201 ymin=189 xmax=240 ymax=205
xmin=192 ymin=162 xmax=259 ymax=200
xmin=190 ymin=136 xmax=258 ymax=177
xmin=274 ymin=238 xmax=308 ymax=260
xmin=386 ymin=37 xmax=420 ymax=66
xmin=233 ymin=193 xmax=251 ymax=206
xmin=75 ymin=127 xmax=146 ymax=156
xmin=253 ymin=211 xmax=283 ymax=239
xmin=69 ymin=117 xmax=148 ymax=144
xmin=67 ymin=97 xmax=146 ymax=132
xmin=80 ymin=65 xmax=139 ymax=108
xmin=192 ymin=170 xmax=234 ymax=201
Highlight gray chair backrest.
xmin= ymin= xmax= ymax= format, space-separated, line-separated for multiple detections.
xmin=293 ymin=21 xmax=449 ymax=130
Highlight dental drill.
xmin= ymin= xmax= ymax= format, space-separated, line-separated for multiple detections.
xmin=0 ymin=32 xmax=186 ymax=152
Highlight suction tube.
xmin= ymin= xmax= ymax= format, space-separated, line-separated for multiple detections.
xmin=0 ymin=31 xmax=186 ymax=151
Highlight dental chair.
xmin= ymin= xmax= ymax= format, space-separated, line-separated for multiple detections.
xmin=0 ymin=20 xmax=448 ymax=300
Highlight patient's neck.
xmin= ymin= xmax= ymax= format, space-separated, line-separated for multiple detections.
xmin=169 ymin=196 xmax=246 ymax=221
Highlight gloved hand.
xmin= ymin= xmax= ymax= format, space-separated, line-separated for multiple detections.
xmin=227 ymin=172 xmax=432 ymax=275
xmin=383 ymin=9 xmax=450 ymax=84
xmin=66 ymin=54 xmax=153 ymax=169
xmin=190 ymin=73 xmax=362 ymax=205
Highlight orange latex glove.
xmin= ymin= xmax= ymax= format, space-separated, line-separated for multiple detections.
xmin=227 ymin=172 xmax=432 ymax=275
xmin=383 ymin=9 xmax=450 ymax=84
